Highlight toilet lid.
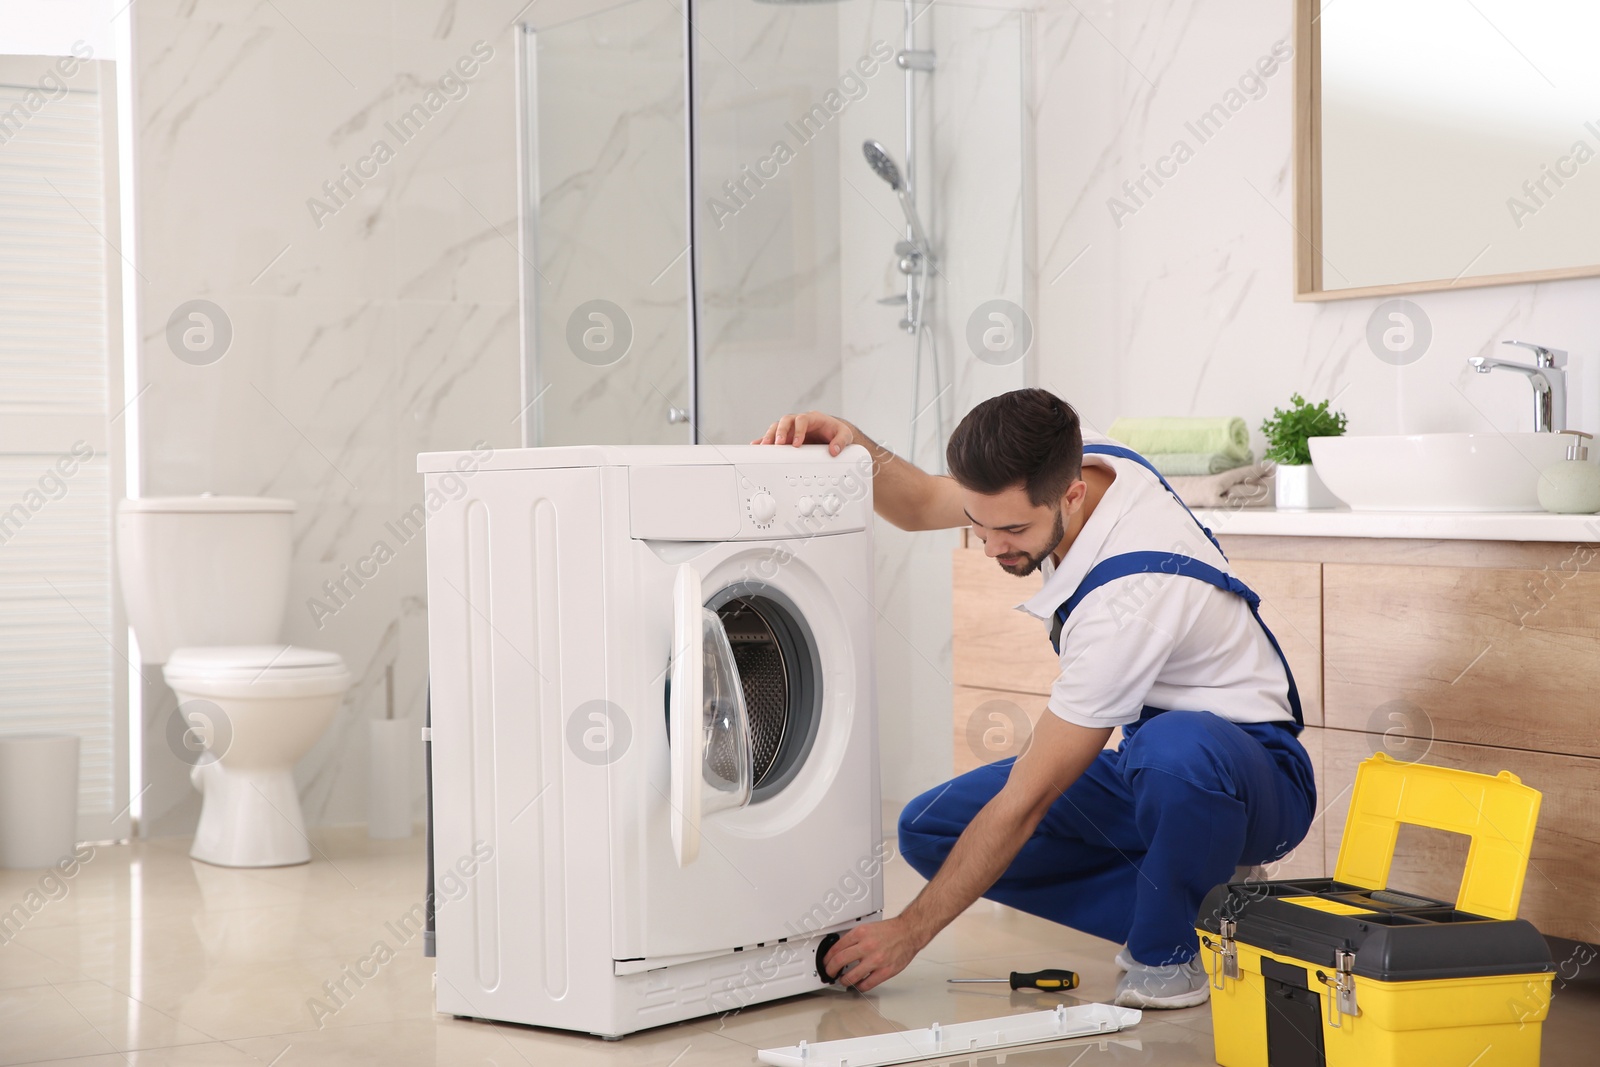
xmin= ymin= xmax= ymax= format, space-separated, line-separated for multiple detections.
xmin=165 ymin=645 xmax=348 ymax=682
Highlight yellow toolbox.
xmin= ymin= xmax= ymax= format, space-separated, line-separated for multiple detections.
xmin=1196 ymin=752 xmax=1555 ymax=1067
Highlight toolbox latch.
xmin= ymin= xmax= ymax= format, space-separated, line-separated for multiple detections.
xmin=1316 ymin=949 xmax=1360 ymax=1027
xmin=1203 ymin=918 xmax=1240 ymax=989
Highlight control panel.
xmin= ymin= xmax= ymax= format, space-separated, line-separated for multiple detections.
xmin=734 ymin=464 xmax=868 ymax=539
xmin=627 ymin=452 xmax=871 ymax=541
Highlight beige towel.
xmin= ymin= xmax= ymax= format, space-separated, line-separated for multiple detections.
xmin=1166 ymin=463 xmax=1275 ymax=508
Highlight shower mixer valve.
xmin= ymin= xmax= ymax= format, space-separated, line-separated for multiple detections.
xmin=896 ymin=240 xmax=929 ymax=272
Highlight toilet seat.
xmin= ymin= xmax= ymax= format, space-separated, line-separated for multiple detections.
xmin=164 ymin=645 xmax=351 ymax=699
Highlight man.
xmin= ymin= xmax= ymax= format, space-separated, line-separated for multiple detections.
xmin=755 ymin=389 xmax=1315 ymax=1009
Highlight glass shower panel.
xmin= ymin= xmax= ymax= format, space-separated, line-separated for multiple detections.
xmin=931 ymin=2 xmax=1033 ymax=427
xmin=690 ymin=0 xmax=845 ymax=445
xmin=523 ymin=1 xmax=692 ymax=446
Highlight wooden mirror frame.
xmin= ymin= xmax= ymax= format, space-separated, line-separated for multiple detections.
xmin=1293 ymin=0 xmax=1600 ymax=301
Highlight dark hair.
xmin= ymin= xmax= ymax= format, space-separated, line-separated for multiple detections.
xmin=946 ymin=389 xmax=1083 ymax=505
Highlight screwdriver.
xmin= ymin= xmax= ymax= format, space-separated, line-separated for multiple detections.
xmin=947 ymin=968 xmax=1080 ymax=991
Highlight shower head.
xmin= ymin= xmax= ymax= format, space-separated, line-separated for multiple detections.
xmin=862 ymin=139 xmax=931 ymax=257
xmin=862 ymin=140 xmax=904 ymax=192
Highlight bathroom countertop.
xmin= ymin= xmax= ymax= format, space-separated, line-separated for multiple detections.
xmin=1189 ymin=506 xmax=1600 ymax=543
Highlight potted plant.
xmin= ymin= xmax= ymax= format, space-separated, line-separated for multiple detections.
xmin=1260 ymin=394 xmax=1347 ymax=509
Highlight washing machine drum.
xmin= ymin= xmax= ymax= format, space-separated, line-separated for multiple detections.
xmin=721 ymin=609 xmax=788 ymax=785
xmin=715 ymin=594 xmax=821 ymax=799
xmin=671 ymin=591 xmax=822 ymax=804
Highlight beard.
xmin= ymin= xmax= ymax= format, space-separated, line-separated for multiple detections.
xmin=997 ymin=507 xmax=1066 ymax=577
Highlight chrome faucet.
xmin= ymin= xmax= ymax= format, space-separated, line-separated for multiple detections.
xmin=1467 ymin=340 xmax=1568 ymax=433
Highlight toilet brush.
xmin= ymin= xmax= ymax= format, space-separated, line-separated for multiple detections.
xmin=368 ymin=665 xmax=414 ymax=839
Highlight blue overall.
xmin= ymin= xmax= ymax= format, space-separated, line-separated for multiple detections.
xmin=900 ymin=444 xmax=1316 ymax=966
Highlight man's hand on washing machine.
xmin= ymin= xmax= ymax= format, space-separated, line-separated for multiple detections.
xmin=755 ymin=411 xmax=970 ymax=532
xmin=823 ymin=915 xmax=930 ymax=993
xmin=753 ymin=410 xmax=858 ymax=454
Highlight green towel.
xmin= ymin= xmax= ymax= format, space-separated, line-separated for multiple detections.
xmin=1150 ymin=451 xmax=1254 ymax=477
xmin=1107 ymin=417 xmax=1252 ymax=463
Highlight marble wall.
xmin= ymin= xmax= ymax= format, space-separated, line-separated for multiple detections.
xmin=133 ymin=0 xmax=529 ymax=833
xmin=128 ymin=0 xmax=1034 ymax=829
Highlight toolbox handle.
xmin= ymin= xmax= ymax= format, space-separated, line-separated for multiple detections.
xmin=1333 ymin=753 xmax=1542 ymax=922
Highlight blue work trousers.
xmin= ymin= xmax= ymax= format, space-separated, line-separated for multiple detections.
xmin=898 ymin=710 xmax=1316 ymax=966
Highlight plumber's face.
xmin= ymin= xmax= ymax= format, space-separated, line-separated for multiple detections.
xmin=963 ymin=482 xmax=1078 ymax=577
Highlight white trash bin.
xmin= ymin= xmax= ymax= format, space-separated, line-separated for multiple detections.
xmin=0 ymin=734 xmax=80 ymax=868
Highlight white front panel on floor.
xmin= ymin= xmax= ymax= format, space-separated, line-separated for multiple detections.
xmin=423 ymin=446 xmax=881 ymax=1037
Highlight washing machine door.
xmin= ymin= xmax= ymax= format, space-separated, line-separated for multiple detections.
xmin=669 ymin=563 xmax=753 ymax=866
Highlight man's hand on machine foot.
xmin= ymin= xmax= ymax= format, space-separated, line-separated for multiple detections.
xmin=823 ymin=916 xmax=930 ymax=993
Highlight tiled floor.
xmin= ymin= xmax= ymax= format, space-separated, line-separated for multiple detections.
xmin=2 ymin=821 xmax=1596 ymax=1065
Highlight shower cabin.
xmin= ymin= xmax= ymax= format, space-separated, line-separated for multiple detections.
xmin=513 ymin=0 xmax=1035 ymax=472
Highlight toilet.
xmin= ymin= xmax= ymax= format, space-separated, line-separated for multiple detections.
xmin=117 ymin=496 xmax=351 ymax=867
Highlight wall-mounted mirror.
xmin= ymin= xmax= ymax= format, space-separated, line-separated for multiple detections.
xmin=1296 ymin=0 xmax=1600 ymax=299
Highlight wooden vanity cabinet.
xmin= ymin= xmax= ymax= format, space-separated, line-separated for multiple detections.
xmin=951 ymin=531 xmax=1600 ymax=940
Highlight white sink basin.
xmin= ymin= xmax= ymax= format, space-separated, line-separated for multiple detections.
xmin=1309 ymin=433 xmax=1577 ymax=512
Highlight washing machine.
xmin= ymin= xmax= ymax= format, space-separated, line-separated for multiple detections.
xmin=419 ymin=444 xmax=883 ymax=1037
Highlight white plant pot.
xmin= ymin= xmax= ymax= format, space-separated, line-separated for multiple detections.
xmin=1275 ymin=462 xmax=1343 ymax=510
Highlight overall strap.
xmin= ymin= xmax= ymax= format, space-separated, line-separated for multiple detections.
xmin=1048 ymin=551 xmax=1245 ymax=654
xmin=1061 ymin=551 xmax=1250 ymax=620
xmin=1081 ymin=442 xmax=1225 ymax=557
xmin=1048 ymin=442 xmax=1303 ymax=730
xmin=1049 ymin=551 xmax=1304 ymax=728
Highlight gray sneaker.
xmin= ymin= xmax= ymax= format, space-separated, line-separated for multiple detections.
xmin=1113 ymin=956 xmax=1210 ymax=1009
xmin=1113 ymin=870 xmax=1260 ymax=975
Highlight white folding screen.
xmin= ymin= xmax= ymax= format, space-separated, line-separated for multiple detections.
xmin=0 ymin=55 xmax=127 ymax=842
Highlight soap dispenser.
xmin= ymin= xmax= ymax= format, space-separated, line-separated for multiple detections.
xmin=1537 ymin=430 xmax=1600 ymax=514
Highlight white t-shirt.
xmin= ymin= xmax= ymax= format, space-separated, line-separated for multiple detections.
xmin=1015 ymin=442 xmax=1295 ymax=730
